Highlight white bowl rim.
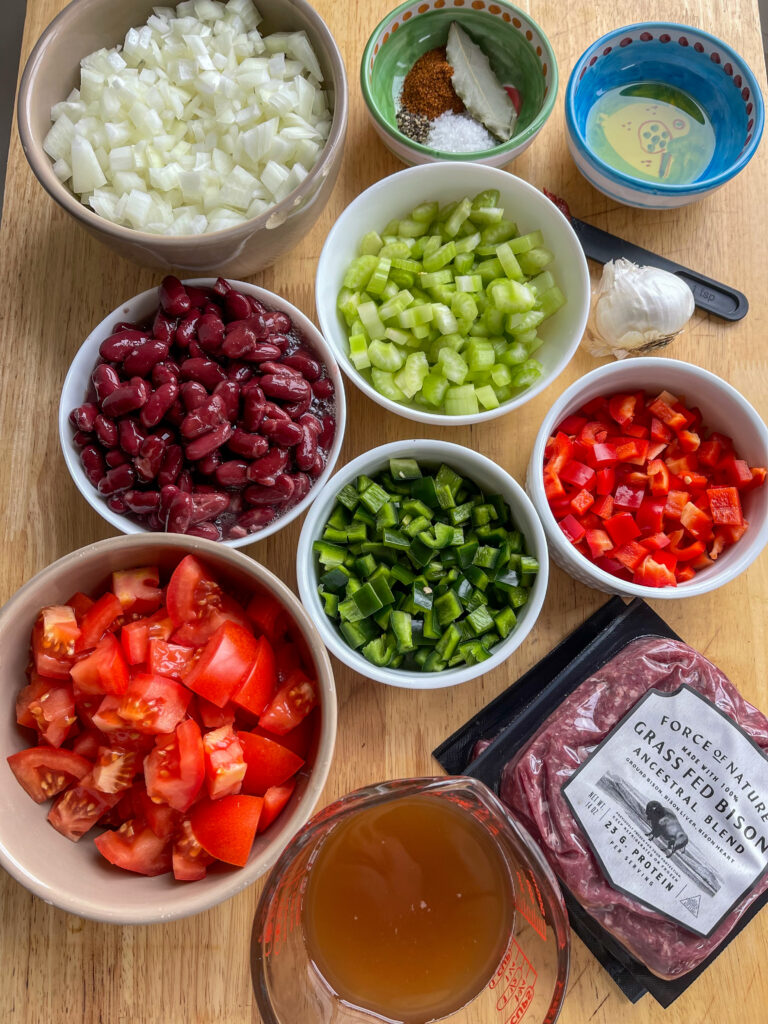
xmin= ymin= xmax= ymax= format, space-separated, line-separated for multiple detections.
xmin=315 ymin=163 xmax=591 ymax=426
xmin=58 ymin=278 xmax=347 ymax=549
xmin=528 ymin=357 xmax=768 ymax=599
xmin=297 ymin=438 xmax=549 ymax=688
xmin=0 ymin=532 xmax=337 ymax=924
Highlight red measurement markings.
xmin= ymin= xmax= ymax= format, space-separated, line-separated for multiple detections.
xmin=489 ymin=937 xmax=537 ymax=1024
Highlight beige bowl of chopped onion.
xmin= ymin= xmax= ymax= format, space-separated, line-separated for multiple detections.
xmin=17 ymin=0 xmax=348 ymax=277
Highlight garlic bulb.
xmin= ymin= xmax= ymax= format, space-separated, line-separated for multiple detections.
xmin=586 ymin=258 xmax=695 ymax=359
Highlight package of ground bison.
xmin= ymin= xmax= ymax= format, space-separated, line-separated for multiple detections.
xmin=434 ymin=598 xmax=768 ymax=1006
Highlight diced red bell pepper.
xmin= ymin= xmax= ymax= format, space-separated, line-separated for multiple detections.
xmin=570 ymin=489 xmax=595 ymax=516
xmin=578 ymin=512 xmax=602 ymax=531
xmin=641 ymin=531 xmax=671 ymax=551
xmin=675 ymin=566 xmax=696 ymax=582
xmin=579 ymin=421 xmax=609 ymax=446
xmin=543 ymin=466 xmax=565 ymax=502
xmin=589 ymin=443 xmax=619 ymax=468
xmin=648 ymin=392 xmax=688 ymax=431
xmin=585 ymin=529 xmax=614 ymax=559
xmin=559 ymin=514 xmax=586 ymax=544
xmin=707 ymin=487 xmax=743 ymax=527
xmin=545 ymin=432 xmax=574 ymax=473
xmin=709 ymin=431 xmax=734 ymax=452
xmin=678 ymin=430 xmax=701 ymax=453
xmin=633 ymin=555 xmax=677 ymax=588
xmin=560 ymin=460 xmax=596 ymax=490
xmin=608 ymin=393 xmax=637 ymax=426
xmin=613 ymin=484 xmax=645 ymax=510
xmin=652 ymin=549 xmax=678 ymax=573
xmin=647 ymin=459 xmax=670 ymax=496
xmin=651 ymin=417 xmax=674 ymax=444
xmin=680 ymin=502 xmax=713 ymax=541
xmin=605 ymin=512 xmax=641 ymax=547
xmin=635 ymin=498 xmax=665 ymax=534
xmin=558 ymin=414 xmax=588 ymax=435
xmin=593 ymin=494 xmax=614 ymax=519
xmin=720 ymin=455 xmax=755 ymax=489
xmin=697 ymin=439 xmax=722 ymax=468
xmin=665 ymin=453 xmax=699 ymax=478
xmin=624 ymin=422 xmax=649 ymax=439
xmin=549 ymin=496 xmax=572 ymax=520
xmin=664 ymin=490 xmax=689 ymax=520
xmin=616 ymin=438 xmax=649 ymax=465
xmin=743 ymin=466 xmax=767 ymax=491
xmin=581 ymin=396 xmax=608 ymax=416
xmin=646 ymin=441 xmax=668 ymax=460
xmin=667 ymin=535 xmax=706 ymax=561
xmin=614 ymin=541 xmax=649 ymax=571
xmin=671 ymin=402 xmax=697 ymax=428
xmin=596 ymin=467 xmax=615 ymax=495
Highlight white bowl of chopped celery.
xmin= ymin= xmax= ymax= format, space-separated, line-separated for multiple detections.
xmin=315 ymin=163 xmax=590 ymax=426
xmin=296 ymin=439 xmax=548 ymax=689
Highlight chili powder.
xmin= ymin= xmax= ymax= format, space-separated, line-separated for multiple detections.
xmin=400 ymin=47 xmax=464 ymax=121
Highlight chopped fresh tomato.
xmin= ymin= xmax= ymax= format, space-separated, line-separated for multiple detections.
xmin=91 ymin=746 xmax=140 ymax=794
xmin=144 ymin=718 xmax=204 ymax=812
xmin=79 ymin=592 xmax=122 ymax=651
xmin=132 ymin=789 xmax=183 ymax=840
xmin=16 ymin=675 xmax=75 ymax=747
xmin=189 ymin=794 xmax=263 ymax=867
xmin=7 ymin=747 xmax=91 ymax=803
xmin=254 ymin=708 xmax=317 ymax=760
xmin=238 ymin=732 xmax=304 ymax=796
xmin=232 ymin=635 xmax=277 ymax=716
xmin=71 ymin=729 xmax=102 ymax=761
xmin=66 ymin=592 xmax=95 ymax=622
xmin=31 ymin=608 xmax=79 ymax=680
xmin=184 ymin=621 xmax=259 ymax=707
xmin=173 ymin=818 xmax=214 ymax=881
xmin=166 ymin=554 xmax=224 ymax=627
xmin=112 ymin=567 xmax=162 ymax=615
xmin=120 ymin=620 xmax=149 ymax=666
xmin=259 ymin=672 xmax=318 ymax=736
xmin=202 ymin=725 xmax=246 ymax=799
xmin=246 ymin=589 xmax=289 ymax=642
xmin=258 ymin=779 xmax=298 ymax=833
xmin=148 ymin=639 xmax=197 ymax=679
xmin=95 ymin=672 xmax=191 ymax=736
xmin=70 ymin=632 xmax=129 ymax=697
xmin=48 ymin=777 xmax=121 ymax=841
xmin=194 ymin=696 xmax=236 ymax=729
xmin=94 ymin=820 xmax=172 ymax=876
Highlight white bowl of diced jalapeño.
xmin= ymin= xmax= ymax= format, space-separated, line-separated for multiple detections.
xmin=296 ymin=440 xmax=548 ymax=688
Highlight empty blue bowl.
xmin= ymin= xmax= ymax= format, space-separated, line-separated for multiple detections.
xmin=565 ymin=23 xmax=764 ymax=208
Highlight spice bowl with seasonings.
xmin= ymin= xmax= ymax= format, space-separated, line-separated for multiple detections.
xmin=360 ymin=0 xmax=557 ymax=166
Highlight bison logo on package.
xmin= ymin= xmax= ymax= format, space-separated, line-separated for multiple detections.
xmin=645 ymin=800 xmax=689 ymax=858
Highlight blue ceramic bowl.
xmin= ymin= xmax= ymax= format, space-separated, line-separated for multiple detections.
xmin=565 ymin=23 xmax=764 ymax=209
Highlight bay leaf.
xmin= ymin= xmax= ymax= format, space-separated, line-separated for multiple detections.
xmin=446 ymin=22 xmax=517 ymax=142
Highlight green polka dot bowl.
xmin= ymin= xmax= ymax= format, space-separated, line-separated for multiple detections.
xmin=361 ymin=0 xmax=558 ymax=166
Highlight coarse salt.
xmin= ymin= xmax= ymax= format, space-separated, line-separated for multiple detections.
xmin=427 ymin=112 xmax=497 ymax=154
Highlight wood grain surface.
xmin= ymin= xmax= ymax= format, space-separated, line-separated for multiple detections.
xmin=1 ymin=0 xmax=767 ymax=1022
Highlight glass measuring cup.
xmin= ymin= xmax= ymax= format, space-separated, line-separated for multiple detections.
xmin=251 ymin=777 xmax=570 ymax=1024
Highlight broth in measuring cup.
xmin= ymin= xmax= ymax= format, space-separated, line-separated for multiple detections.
xmin=302 ymin=793 xmax=514 ymax=1024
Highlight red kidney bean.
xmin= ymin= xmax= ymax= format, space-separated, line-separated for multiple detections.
xmin=152 ymin=310 xmax=177 ymax=345
xmin=309 ymin=452 xmax=325 ymax=477
xmin=247 ymin=344 xmax=283 ymax=363
xmin=101 ymin=378 xmax=150 ymax=417
xmin=141 ymin=380 xmax=180 ymax=429
xmin=188 ymin=341 xmax=204 ymax=360
xmin=92 ymin=364 xmax=121 ymax=404
xmin=203 ymin=301 xmax=222 ymax=318
xmin=197 ymin=450 xmax=222 ymax=475
xmin=166 ymin=489 xmax=193 ymax=533
xmin=180 ymin=357 xmax=227 ymax=390
xmin=213 ymin=380 xmax=240 ymax=421
xmin=227 ymin=525 xmax=248 ymax=540
xmin=105 ymin=449 xmax=127 ymax=468
xmin=70 ymin=403 xmax=99 ymax=432
xmin=267 ymin=333 xmax=291 ymax=351
xmin=259 ymin=361 xmax=300 ymax=378
xmin=242 ymin=384 xmax=266 ymax=432
xmin=318 ymin=414 xmax=336 ymax=450
xmin=232 ymin=508 xmax=275 ymax=536
xmin=299 ymin=412 xmax=322 ymax=435
xmin=113 ymin=321 xmax=141 ymax=331
xmin=158 ymin=444 xmax=183 ymax=486
xmin=295 ymin=424 xmax=318 ymax=471
xmin=186 ymin=285 xmax=210 ymax=308
xmin=260 ymin=374 xmax=311 ymax=403
xmin=190 ymin=492 xmax=229 ymax=523
xmin=262 ymin=311 xmax=292 ymax=335
xmin=135 ymin=435 xmax=167 ymax=481
xmin=159 ymin=275 xmax=191 ymax=317
xmin=261 ymin=418 xmax=303 ymax=447
xmin=291 ymin=472 xmax=312 ymax=504
xmin=177 ymin=469 xmax=193 ymax=492
xmin=227 ymin=491 xmax=244 ymax=514
xmin=72 ymin=430 xmax=92 ymax=447
xmin=249 ymin=297 xmax=267 ymax=316
xmin=164 ymin=399 xmax=185 ymax=427
xmin=99 ymin=329 xmax=151 ymax=362
xmin=107 ymin=495 xmax=128 ymax=514
xmin=224 ymin=289 xmax=252 ymax=322
xmin=228 ymin=429 xmax=269 ymax=460
xmin=152 ymin=361 xmax=180 ymax=387
xmin=145 ymin=513 xmax=163 ymax=531
xmin=197 ymin=313 xmax=225 ymax=354
xmin=124 ymin=489 xmax=160 ymax=513
xmin=215 ymin=460 xmax=249 ymax=488
xmin=222 ymin=323 xmax=257 ymax=359
xmin=284 ymin=392 xmax=312 ymax=419
xmin=80 ymin=446 xmax=105 ymax=486
xmin=212 ymin=277 xmax=231 ymax=297
xmin=262 ymin=400 xmax=291 ymax=423
xmin=123 ymin=340 xmax=170 ymax=378
xmin=180 ymin=381 xmax=208 ymax=411
xmin=246 ymin=447 xmax=290 ymax=486
xmin=94 ymin=414 xmax=118 ymax=449
xmin=97 ymin=463 xmax=135 ymax=495
xmin=185 ymin=423 xmax=233 ymax=461
xmin=117 ymin=419 xmax=147 ymax=456
xmin=312 ymin=377 xmax=335 ymax=401
xmin=245 ymin=474 xmax=295 ymax=506
xmin=226 ymin=362 xmax=253 ymax=384
xmin=186 ymin=522 xmax=221 ymax=541
xmin=181 ymin=394 xmax=228 ymax=439
xmin=283 ymin=352 xmax=321 ymax=381
xmin=175 ymin=312 xmax=201 ymax=350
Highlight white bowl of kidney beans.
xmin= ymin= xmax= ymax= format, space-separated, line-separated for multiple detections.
xmin=59 ymin=277 xmax=345 ymax=546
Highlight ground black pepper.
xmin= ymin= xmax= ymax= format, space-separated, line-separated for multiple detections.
xmin=396 ymin=108 xmax=430 ymax=144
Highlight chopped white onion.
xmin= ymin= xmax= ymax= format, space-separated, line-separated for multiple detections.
xmin=44 ymin=0 xmax=331 ymax=234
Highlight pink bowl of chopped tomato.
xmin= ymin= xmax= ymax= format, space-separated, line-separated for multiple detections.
xmin=526 ymin=358 xmax=768 ymax=598
xmin=0 ymin=534 xmax=336 ymax=923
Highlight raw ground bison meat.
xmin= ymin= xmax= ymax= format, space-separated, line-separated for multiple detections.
xmin=501 ymin=636 xmax=768 ymax=978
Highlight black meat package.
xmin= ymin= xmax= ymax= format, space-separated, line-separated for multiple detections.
xmin=434 ymin=598 xmax=768 ymax=1007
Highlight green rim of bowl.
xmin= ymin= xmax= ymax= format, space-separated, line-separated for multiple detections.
xmin=360 ymin=0 xmax=558 ymax=161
